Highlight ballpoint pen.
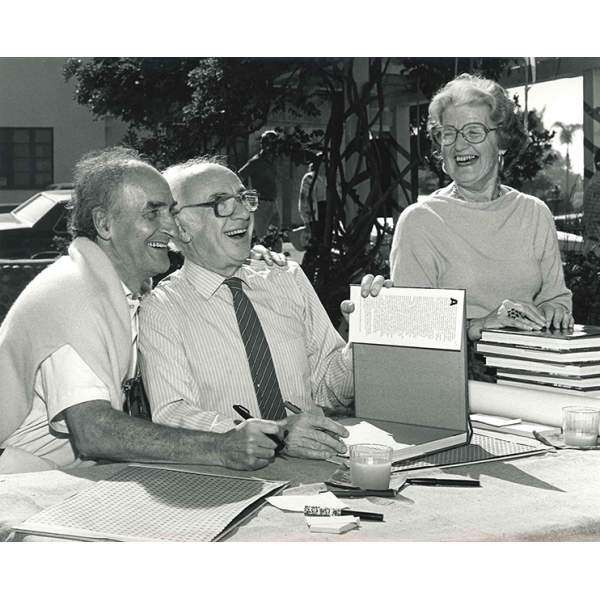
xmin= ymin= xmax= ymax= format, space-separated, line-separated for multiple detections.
xmin=232 ymin=404 xmax=287 ymax=455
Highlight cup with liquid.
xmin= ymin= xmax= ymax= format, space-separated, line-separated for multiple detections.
xmin=562 ymin=406 xmax=600 ymax=448
xmin=349 ymin=444 xmax=393 ymax=490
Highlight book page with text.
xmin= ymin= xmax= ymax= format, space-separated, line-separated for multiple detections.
xmin=349 ymin=286 xmax=465 ymax=350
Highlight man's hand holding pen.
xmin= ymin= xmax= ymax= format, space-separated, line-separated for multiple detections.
xmin=217 ymin=418 xmax=286 ymax=471
xmin=281 ymin=402 xmax=349 ymax=460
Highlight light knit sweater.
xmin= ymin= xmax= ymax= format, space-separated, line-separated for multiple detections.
xmin=0 ymin=237 xmax=132 ymax=444
xmin=390 ymin=186 xmax=572 ymax=319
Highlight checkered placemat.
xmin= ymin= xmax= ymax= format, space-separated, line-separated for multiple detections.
xmin=15 ymin=465 xmax=287 ymax=542
xmin=391 ymin=432 xmax=545 ymax=472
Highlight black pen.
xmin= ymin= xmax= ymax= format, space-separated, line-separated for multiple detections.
xmin=406 ymin=478 xmax=480 ymax=488
xmin=232 ymin=404 xmax=286 ymax=454
xmin=327 ymin=487 xmax=397 ymax=498
xmin=283 ymin=400 xmax=302 ymax=414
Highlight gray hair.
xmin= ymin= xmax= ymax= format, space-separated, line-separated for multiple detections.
xmin=428 ymin=73 xmax=518 ymax=150
xmin=162 ymin=156 xmax=229 ymax=253
xmin=69 ymin=146 xmax=149 ymax=240
xmin=162 ymin=155 xmax=227 ymax=200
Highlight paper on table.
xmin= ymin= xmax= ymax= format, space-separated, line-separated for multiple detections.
xmin=348 ymin=286 xmax=465 ymax=350
xmin=469 ymin=380 xmax=600 ymax=429
xmin=471 ymin=414 xmax=522 ymax=427
xmin=266 ymin=491 xmax=347 ymax=512
xmin=343 ymin=421 xmax=410 ymax=455
xmin=306 ymin=515 xmax=359 ymax=534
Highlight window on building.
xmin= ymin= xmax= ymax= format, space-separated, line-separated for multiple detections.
xmin=0 ymin=128 xmax=53 ymax=189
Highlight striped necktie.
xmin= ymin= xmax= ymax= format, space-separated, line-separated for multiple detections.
xmin=223 ymin=277 xmax=286 ymax=420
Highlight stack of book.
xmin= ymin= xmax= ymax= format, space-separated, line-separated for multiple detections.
xmin=476 ymin=325 xmax=600 ymax=397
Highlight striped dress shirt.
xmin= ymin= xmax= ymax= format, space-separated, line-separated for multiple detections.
xmin=139 ymin=259 xmax=353 ymax=432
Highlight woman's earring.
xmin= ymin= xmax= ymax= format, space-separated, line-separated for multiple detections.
xmin=441 ymin=160 xmax=448 ymax=175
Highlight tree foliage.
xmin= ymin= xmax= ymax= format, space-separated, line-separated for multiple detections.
xmin=65 ymin=57 xmax=341 ymax=169
xmin=64 ymin=57 xmax=559 ymax=324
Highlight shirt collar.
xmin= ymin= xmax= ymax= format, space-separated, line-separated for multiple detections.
xmin=181 ymin=260 xmax=253 ymax=299
xmin=120 ymin=282 xmax=142 ymax=313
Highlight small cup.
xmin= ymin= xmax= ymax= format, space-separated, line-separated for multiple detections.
xmin=349 ymin=444 xmax=393 ymax=490
xmin=562 ymin=406 xmax=600 ymax=448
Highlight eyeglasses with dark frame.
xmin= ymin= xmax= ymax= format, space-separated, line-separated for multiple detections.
xmin=178 ymin=190 xmax=259 ymax=218
xmin=431 ymin=122 xmax=501 ymax=146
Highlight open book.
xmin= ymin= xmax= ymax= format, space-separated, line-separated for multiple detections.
xmin=348 ymin=286 xmax=470 ymax=463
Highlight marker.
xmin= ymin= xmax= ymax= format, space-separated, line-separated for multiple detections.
xmin=232 ymin=404 xmax=286 ymax=455
xmin=406 ymin=478 xmax=480 ymax=487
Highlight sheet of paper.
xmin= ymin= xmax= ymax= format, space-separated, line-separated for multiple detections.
xmin=343 ymin=421 xmax=410 ymax=454
xmin=348 ymin=286 xmax=465 ymax=350
xmin=266 ymin=491 xmax=347 ymax=512
xmin=470 ymin=414 xmax=522 ymax=427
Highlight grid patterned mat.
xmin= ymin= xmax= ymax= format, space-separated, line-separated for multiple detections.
xmin=15 ymin=465 xmax=288 ymax=542
xmin=391 ymin=432 xmax=545 ymax=472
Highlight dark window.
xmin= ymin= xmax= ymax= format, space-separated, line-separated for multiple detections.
xmin=0 ymin=128 xmax=53 ymax=189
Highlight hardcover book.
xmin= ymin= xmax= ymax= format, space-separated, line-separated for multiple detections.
xmin=476 ymin=341 xmax=600 ymax=363
xmin=349 ymin=286 xmax=470 ymax=463
xmin=496 ymin=369 xmax=600 ymax=387
xmin=481 ymin=324 xmax=600 ymax=350
xmin=484 ymin=356 xmax=600 ymax=376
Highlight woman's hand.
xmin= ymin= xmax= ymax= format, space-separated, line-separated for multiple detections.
xmin=468 ymin=299 xmax=547 ymax=341
xmin=538 ymin=303 xmax=574 ymax=330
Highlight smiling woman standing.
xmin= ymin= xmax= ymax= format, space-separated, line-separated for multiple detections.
xmin=390 ymin=73 xmax=573 ymax=353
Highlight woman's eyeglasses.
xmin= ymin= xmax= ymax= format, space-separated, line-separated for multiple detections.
xmin=431 ymin=122 xmax=500 ymax=146
xmin=178 ymin=190 xmax=259 ymax=218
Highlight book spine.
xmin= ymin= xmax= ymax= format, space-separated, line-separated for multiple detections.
xmin=496 ymin=368 xmax=600 ymax=381
xmin=497 ymin=377 xmax=600 ymax=392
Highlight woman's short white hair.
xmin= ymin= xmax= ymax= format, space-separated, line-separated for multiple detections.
xmin=428 ymin=73 xmax=518 ymax=150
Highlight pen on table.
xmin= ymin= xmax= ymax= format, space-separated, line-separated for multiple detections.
xmin=232 ymin=404 xmax=287 ymax=455
xmin=304 ymin=506 xmax=384 ymax=522
xmin=406 ymin=478 xmax=480 ymax=488
xmin=326 ymin=486 xmax=397 ymax=498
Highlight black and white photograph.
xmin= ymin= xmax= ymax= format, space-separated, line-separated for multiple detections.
xmin=1 ymin=3 xmax=599 ymax=597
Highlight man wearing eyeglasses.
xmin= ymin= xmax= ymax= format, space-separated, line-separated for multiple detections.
xmin=139 ymin=158 xmax=388 ymax=461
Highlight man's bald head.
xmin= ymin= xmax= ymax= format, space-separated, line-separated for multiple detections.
xmin=162 ymin=157 xmax=253 ymax=276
